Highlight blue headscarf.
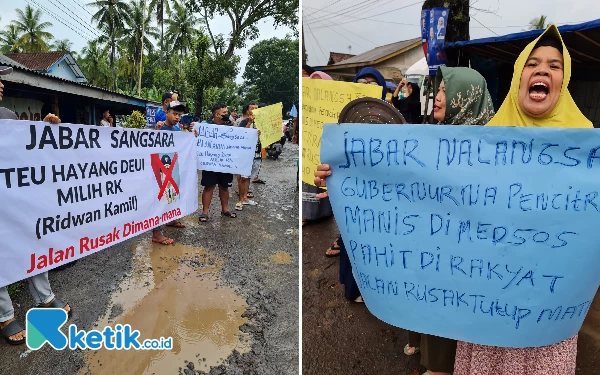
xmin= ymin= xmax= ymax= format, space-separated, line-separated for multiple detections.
xmin=354 ymin=67 xmax=387 ymax=100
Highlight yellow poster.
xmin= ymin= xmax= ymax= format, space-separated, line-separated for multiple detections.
xmin=253 ymin=103 xmax=283 ymax=147
xmin=301 ymin=79 xmax=382 ymax=186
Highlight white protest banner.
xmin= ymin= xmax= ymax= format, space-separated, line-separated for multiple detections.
xmin=0 ymin=120 xmax=198 ymax=287
xmin=195 ymin=122 xmax=258 ymax=175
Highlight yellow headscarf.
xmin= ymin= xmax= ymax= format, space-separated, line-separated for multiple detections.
xmin=487 ymin=25 xmax=592 ymax=128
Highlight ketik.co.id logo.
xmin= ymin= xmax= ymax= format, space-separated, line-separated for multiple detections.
xmin=151 ymin=153 xmax=180 ymax=204
xmin=26 ymin=308 xmax=172 ymax=350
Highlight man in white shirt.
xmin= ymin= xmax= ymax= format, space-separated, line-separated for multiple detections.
xmin=100 ymin=109 xmax=113 ymax=127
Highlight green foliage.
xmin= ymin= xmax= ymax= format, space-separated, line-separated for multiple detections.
xmin=13 ymin=5 xmax=54 ymax=52
xmin=124 ymin=110 xmax=147 ymax=129
xmin=243 ymin=37 xmax=298 ymax=113
xmin=189 ymin=0 xmax=299 ymax=58
xmin=0 ymin=24 xmax=21 ymax=53
xmin=7 ymin=282 xmax=22 ymax=300
xmin=529 ymin=15 xmax=550 ymax=30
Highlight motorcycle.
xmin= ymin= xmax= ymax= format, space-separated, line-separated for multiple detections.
xmin=266 ymin=136 xmax=286 ymax=160
xmin=284 ymin=119 xmax=294 ymax=141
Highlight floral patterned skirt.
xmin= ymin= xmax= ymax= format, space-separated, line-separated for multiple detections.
xmin=454 ymin=335 xmax=577 ymax=375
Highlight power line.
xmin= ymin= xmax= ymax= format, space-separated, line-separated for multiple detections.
xmin=304 ymin=0 xmax=345 ymax=18
xmin=304 ymin=20 xmax=328 ymax=64
xmin=305 ymin=5 xmax=419 ymax=28
xmin=305 ymin=0 xmax=387 ymax=25
xmin=45 ymin=0 xmax=104 ymax=39
xmin=306 ymin=13 xmax=378 ymax=46
xmin=308 ymin=1 xmax=423 ymax=27
xmin=471 ymin=14 xmax=499 ymax=36
xmin=25 ymin=0 xmax=95 ymax=42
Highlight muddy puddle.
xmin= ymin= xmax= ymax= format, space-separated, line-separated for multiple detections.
xmin=581 ymin=288 xmax=600 ymax=344
xmin=270 ymin=252 xmax=292 ymax=264
xmin=81 ymin=240 xmax=250 ymax=375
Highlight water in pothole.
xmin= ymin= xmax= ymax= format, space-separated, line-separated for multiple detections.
xmin=81 ymin=239 xmax=250 ymax=374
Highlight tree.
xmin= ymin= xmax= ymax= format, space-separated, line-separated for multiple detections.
xmin=0 ymin=24 xmax=21 ymax=53
xmin=122 ymin=0 xmax=159 ymax=90
xmin=529 ymin=15 xmax=550 ymax=30
xmin=185 ymin=33 xmax=239 ymax=119
xmin=422 ymin=0 xmax=470 ymax=68
xmin=243 ymin=37 xmax=298 ymax=113
xmin=79 ymin=39 xmax=111 ymax=87
xmin=51 ymin=39 xmax=73 ymax=52
xmin=165 ymin=0 xmax=198 ymax=72
xmin=188 ymin=0 xmax=299 ymax=58
xmin=89 ymin=0 xmax=132 ymax=90
xmin=13 ymin=5 xmax=54 ymax=52
xmin=149 ymin=0 xmax=172 ymax=61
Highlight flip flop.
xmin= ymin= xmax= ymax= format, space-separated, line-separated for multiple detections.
xmin=325 ymin=241 xmax=341 ymax=258
xmin=1 ymin=320 xmax=25 ymax=345
xmin=252 ymin=179 xmax=266 ymax=184
xmin=247 ymin=192 xmax=254 ymax=198
xmin=37 ymin=298 xmax=72 ymax=318
xmin=221 ymin=211 xmax=237 ymax=218
xmin=166 ymin=221 xmax=186 ymax=228
xmin=404 ymin=344 xmax=420 ymax=356
xmin=235 ymin=202 xmax=244 ymax=211
xmin=199 ymin=214 xmax=208 ymax=223
xmin=152 ymin=237 xmax=175 ymax=245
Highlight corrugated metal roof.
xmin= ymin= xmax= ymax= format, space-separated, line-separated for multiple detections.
xmin=331 ymin=37 xmax=421 ymax=66
xmin=5 ymin=51 xmax=68 ymax=71
xmin=0 ymin=53 xmax=160 ymax=106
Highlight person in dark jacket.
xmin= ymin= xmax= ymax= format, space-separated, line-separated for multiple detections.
xmin=392 ymin=80 xmax=422 ymax=124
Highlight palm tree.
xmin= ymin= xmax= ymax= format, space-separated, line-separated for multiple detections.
xmin=165 ymin=0 xmax=198 ymax=72
xmin=149 ymin=0 xmax=172 ymax=62
xmin=12 ymin=5 xmax=54 ymax=52
xmin=529 ymin=15 xmax=550 ymax=30
xmin=123 ymin=0 xmax=159 ymax=90
xmin=51 ymin=39 xmax=73 ymax=52
xmin=88 ymin=0 xmax=132 ymax=90
xmin=80 ymin=39 xmax=111 ymax=87
xmin=0 ymin=24 xmax=21 ymax=53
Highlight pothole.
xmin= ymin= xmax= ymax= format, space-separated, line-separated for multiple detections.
xmin=80 ymin=240 xmax=250 ymax=374
xmin=270 ymin=252 xmax=292 ymax=264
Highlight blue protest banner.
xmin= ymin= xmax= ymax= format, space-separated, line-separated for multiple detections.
xmin=320 ymin=123 xmax=600 ymax=348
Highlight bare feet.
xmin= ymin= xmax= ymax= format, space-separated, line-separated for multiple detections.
xmin=0 ymin=318 xmax=25 ymax=342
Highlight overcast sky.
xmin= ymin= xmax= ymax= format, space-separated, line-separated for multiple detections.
xmin=0 ymin=0 xmax=295 ymax=82
xmin=302 ymin=0 xmax=600 ymax=66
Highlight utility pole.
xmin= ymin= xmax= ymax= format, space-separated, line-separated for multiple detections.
xmin=302 ymin=24 xmax=307 ymax=65
xmin=138 ymin=0 xmax=146 ymax=97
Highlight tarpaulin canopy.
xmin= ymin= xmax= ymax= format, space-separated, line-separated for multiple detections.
xmin=447 ymin=18 xmax=600 ymax=69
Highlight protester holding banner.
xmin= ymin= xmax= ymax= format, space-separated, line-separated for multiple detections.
xmin=235 ymin=103 xmax=261 ymax=211
xmin=155 ymin=92 xmax=176 ymax=130
xmin=0 ymin=68 xmax=72 ymax=345
xmin=453 ymin=25 xmax=590 ymax=375
xmin=302 ymin=72 xmax=333 ymax=228
xmin=199 ymin=103 xmax=237 ymax=221
xmin=314 ymin=65 xmax=496 ymax=375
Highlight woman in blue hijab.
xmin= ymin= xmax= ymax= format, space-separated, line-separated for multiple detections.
xmin=353 ymin=67 xmax=387 ymax=100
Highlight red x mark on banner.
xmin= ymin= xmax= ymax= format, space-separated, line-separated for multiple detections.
xmin=151 ymin=153 xmax=180 ymax=200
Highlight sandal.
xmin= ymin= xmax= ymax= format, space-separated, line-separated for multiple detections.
xmin=325 ymin=240 xmax=341 ymax=258
xmin=1 ymin=320 xmax=26 ymax=345
xmin=235 ymin=202 xmax=244 ymax=211
xmin=166 ymin=221 xmax=185 ymax=228
xmin=252 ymin=179 xmax=266 ymax=184
xmin=221 ymin=211 xmax=237 ymax=218
xmin=404 ymin=344 xmax=420 ymax=356
xmin=152 ymin=237 xmax=175 ymax=245
xmin=247 ymin=192 xmax=254 ymax=198
xmin=38 ymin=298 xmax=72 ymax=318
xmin=353 ymin=296 xmax=364 ymax=303
xmin=199 ymin=214 xmax=208 ymax=223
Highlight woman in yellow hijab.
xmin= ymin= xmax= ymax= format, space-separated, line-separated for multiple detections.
xmin=454 ymin=25 xmax=589 ymax=375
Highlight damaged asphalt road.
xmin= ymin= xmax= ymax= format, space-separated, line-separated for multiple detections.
xmin=0 ymin=143 xmax=299 ymax=375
